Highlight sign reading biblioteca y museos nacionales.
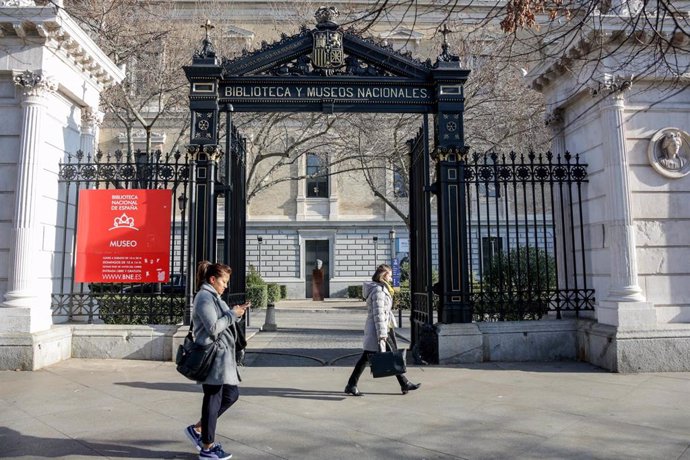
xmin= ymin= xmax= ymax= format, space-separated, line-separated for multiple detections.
xmin=75 ymin=189 xmax=172 ymax=283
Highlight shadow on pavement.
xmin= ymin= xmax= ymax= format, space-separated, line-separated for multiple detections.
xmin=0 ymin=427 xmax=189 ymax=459
xmin=113 ymin=381 xmax=350 ymax=401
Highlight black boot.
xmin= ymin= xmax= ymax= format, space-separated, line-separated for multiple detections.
xmin=344 ymin=384 xmax=363 ymax=396
xmin=401 ymin=381 xmax=421 ymax=395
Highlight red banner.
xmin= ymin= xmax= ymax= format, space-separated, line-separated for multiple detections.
xmin=75 ymin=189 xmax=173 ymax=283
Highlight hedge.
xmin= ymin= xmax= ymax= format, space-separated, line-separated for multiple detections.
xmin=246 ymin=284 xmax=268 ymax=309
xmin=96 ymin=294 xmax=185 ymax=325
xmin=267 ymin=283 xmax=281 ymax=304
xmin=347 ymin=285 xmax=363 ymax=299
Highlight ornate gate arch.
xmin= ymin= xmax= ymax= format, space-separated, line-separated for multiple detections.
xmin=183 ymin=7 xmax=593 ymax=363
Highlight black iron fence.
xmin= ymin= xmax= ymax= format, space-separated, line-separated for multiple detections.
xmin=51 ymin=149 xmax=192 ymax=324
xmin=464 ymin=151 xmax=594 ymax=320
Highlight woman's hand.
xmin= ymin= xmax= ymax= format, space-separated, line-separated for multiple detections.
xmin=378 ymin=337 xmax=387 ymax=352
xmin=232 ymin=302 xmax=250 ymax=317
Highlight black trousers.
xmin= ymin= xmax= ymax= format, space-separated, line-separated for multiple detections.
xmin=201 ymin=384 xmax=239 ymax=445
xmin=347 ymin=329 xmax=409 ymax=388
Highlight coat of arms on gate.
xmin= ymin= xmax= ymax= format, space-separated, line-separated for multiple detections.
xmin=311 ymin=29 xmax=344 ymax=74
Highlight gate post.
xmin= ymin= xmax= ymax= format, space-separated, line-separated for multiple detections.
xmin=183 ymin=24 xmax=223 ymax=323
xmin=431 ymin=40 xmax=471 ymax=324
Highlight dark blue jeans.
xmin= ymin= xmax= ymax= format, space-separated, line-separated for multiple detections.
xmin=201 ymin=384 xmax=239 ymax=445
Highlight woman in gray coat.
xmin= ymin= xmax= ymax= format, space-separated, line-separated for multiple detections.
xmin=184 ymin=261 xmax=250 ymax=460
xmin=345 ymin=264 xmax=421 ymax=396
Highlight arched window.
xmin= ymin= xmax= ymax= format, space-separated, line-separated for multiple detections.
xmin=306 ymin=153 xmax=328 ymax=198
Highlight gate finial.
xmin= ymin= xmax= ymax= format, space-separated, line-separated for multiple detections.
xmin=436 ymin=23 xmax=459 ymax=64
xmin=315 ymin=6 xmax=339 ymax=30
xmin=194 ymin=20 xmax=217 ymax=60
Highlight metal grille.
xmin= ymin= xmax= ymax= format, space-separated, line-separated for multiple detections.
xmin=51 ymin=149 xmax=192 ymax=324
xmin=463 ymin=151 xmax=594 ymax=320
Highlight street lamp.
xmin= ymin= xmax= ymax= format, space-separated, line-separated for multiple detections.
xmin=257 ymin=236 xmax=263 ymax=276
xmin=373 ymin=236 xmax=378 ymax=268
xmin=177 ymin=192 xmax=191 ymax=324
xmin=389 ymin=228 xmax=396 ymax=261
xmin=390 ymin=228 xmax=401 ymax=326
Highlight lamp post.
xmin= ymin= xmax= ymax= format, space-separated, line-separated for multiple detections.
xmin=257 ymin=236 xmax=263 ymax=276
xmin=177 ymin=192 xmax=192 ymax=325
xmin=373 ymin=236 xmax=378 ymax=268
xmin=390 ymin=228 xmax=402 ymax=326
xmin=389 ymin=228 xmax=396 ymax=261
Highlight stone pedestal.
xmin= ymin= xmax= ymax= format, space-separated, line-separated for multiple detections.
xmin=597 ymin=301 xmax=657 ymax=330
xmin=436 ymin=323 xmax=482 ymax=364
xmin=0 ymin=326 xmax=72 ymax=371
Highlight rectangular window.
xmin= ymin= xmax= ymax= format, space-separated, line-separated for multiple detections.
xmin=306 ymin=152 xmax=328 ymax=198
xmin=393 ymin=166 xmax=408 ymax=198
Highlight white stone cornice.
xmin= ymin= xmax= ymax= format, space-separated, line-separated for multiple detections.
xmin=13 ymin=70 xmax=58 ymax=98
xmin=528 ymin=14 xmax=687 ymax=93
xmin=0 ymin=0 xmax=36 ymax=6
xmin=0 ymin=4 xmax=125 ymax=88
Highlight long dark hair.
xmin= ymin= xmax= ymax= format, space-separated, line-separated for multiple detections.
xmin=372 ymin=264 xmax=392 ymax=283
xmin=196 ymin=261 xmax=232 ymax=290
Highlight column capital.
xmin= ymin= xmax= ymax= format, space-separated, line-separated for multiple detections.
xmin=13 ymin=70 xmax=58 ymax=99
xmin=590 ymin=73 xmax=633 ymax=100
xmin=81 ymin=107 xmax=104 ymax=129
xmin=186 ymin=144 xmax=223 ymax=162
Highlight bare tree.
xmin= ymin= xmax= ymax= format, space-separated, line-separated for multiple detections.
xmin=60 ymin=0 xmax=198 ymax=154
xmin=345 ymin=1 xmax=690 ymax=80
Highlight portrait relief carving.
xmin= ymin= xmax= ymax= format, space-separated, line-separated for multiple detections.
xmin=648 ymin=128 xmax=690 ymax=179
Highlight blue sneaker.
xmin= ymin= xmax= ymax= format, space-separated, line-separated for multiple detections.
xmin=199 ymin=444 xmax=232 ymax=460
xmin=184 ymin=425 xmax=201 ymax=451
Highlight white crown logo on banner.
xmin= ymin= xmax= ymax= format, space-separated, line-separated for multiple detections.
xmin=109 ymin=213 xmax=139 ymax=231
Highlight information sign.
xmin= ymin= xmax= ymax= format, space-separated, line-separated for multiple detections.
xmin=75 ymin=189 xmax=172 ymax=283
xmin=391 ymin=257 xmax=401 ymax=288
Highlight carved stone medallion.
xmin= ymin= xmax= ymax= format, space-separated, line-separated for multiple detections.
xmin=647 ymin=128 xmax=690 ymax=179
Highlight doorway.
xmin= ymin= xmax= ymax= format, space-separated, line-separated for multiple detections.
xmin=305 ymin=240 xmax=329 ymax=299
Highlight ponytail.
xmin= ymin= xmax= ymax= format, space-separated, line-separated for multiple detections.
xmin=196 ymin=261 xmax=232 ymax=290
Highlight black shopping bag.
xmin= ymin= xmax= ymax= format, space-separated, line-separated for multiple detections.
xmin=369 ymin=349 xmax=406 ymax=378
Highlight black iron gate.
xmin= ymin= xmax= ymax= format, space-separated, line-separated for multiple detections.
xmin=408 ymin=119 xmax=437 ymax=364
xmin=51 ymin=149 xmax=192 ymax=324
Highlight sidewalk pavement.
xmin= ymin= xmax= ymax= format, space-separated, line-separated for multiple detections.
xmin=2 ymin=304 xmax=690 ymax=460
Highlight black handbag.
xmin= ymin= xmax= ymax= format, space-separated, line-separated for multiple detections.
xmin=175 ymin=322 xmax=219 ymax=381
xmin=369 ymin=349 xmax=407 ymax=378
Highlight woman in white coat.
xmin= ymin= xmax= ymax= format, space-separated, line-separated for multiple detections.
xmin=345 ymin=264 xmax=421 ymax=396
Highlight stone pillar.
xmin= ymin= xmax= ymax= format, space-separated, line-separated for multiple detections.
xmin=596 ymin=82 xmax=656 ymax=328
xmin=1 ymin=71 xmax=57 ymax=333
xmin=80 ymin=107 xmax=102 ymax=154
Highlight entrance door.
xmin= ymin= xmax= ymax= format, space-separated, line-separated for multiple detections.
xmin=305 ymin=240 xmax=329 ymax=299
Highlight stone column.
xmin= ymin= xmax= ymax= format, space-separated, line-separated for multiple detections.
xmin=80 ymin=107 xmax=102 ymax=155
xmin=1 ymin=71 xmax=58 ymax=333
xmin=596 ymin=80 xmax=656 ymax=328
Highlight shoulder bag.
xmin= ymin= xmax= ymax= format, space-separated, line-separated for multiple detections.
xmin=175 ymin=321 xmax=219 ymax=381
xmin=369 ymin=338 xmax=407 ymax=378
